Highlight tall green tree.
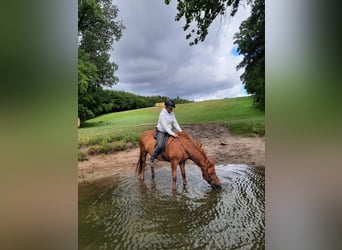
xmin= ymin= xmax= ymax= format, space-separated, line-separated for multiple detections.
xmin=78 ymin=0 xmax=125 ymax=121
xmin=78 ymin=0 xmax=124 ymax=87
xmin=165 ymin=0 xmax=264 ymax=110
xmin=78 ymin=48 xmax=97 ymax=120
xmin=234 ymin=0 xmax=264 ymax=110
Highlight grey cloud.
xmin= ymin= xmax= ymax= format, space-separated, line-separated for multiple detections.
xmin=112 ymin=0 xmax=250 ymax=101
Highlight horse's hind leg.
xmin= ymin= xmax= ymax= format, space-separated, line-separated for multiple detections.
xmin=139 ymin=151 xmax=148 ymax=181
xmin=179 ymin=161 xmax=187 ymax=187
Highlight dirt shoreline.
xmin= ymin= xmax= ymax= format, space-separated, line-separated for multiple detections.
xmin=78 ymin=123 xmax=265 ymax=182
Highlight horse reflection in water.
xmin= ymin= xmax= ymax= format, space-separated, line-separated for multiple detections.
xmin=136 ymin=130 xmax=222 ymax=191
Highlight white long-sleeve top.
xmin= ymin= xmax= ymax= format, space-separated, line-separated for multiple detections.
xmin=156 ymin=108 xmax=182 ymax=136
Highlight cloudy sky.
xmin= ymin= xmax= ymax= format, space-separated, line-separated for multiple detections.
xmin=111 ymin=0 xmax=251 ymax=101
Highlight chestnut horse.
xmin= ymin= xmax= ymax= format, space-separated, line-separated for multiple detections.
xmin=136 ymin=130 xmax=222 ymax=191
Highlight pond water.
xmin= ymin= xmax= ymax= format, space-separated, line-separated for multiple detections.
xmin=79 ymin=164 xmax=265 ymax=249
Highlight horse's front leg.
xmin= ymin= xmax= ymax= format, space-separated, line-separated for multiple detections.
xmin=179 ymin=161 xmax=187 ymax=187
xmin=150 ymin=158 xmax=155 ymax=179
xmin=171 ymin=160 xmax=178 ymax=191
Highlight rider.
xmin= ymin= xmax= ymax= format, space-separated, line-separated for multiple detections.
xmin=150 ymin=99 xmax=182 ymax=167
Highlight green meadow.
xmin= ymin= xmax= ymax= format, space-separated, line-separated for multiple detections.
xmin=78 ymin=96 xmax=264 ymax=160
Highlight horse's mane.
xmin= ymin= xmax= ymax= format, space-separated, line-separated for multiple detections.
xmin=176 ymin=131 xmax=208 ymax=158
xmin=176 ymin=131 xmax=192 ymax=140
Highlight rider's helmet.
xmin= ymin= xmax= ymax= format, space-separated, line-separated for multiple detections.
xmin=164 ymin=99 xmax=176 ymax=108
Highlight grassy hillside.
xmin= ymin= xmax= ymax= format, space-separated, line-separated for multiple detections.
xmin=78 ymin=96 xmax=264 ymax=160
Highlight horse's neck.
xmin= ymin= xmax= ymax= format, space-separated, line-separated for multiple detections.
xmin=181 ymin=138 xmax=207 ymax=165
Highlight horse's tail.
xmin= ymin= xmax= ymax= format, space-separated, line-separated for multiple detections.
xmin=135 ymin=153 xmax=142 ymax=175
xmin=136 ymin=138 xmax=146 ymax=175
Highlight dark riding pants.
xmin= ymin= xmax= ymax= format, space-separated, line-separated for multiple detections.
xmin=150 ymin=129 xmax=168 ymax=162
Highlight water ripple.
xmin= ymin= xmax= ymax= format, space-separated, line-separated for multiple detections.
xmin=79 ymin=164 xmax=265 ymax=249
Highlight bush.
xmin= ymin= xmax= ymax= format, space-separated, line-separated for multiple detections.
xmin=223 ymin=120 xmax=265 ymax=137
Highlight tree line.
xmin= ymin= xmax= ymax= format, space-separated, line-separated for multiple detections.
xmin=79 ymin=88 xmax=191 ymax=121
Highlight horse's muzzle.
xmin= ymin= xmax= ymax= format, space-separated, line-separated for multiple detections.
xmin=212 ymin=183 xmax=222 ymax=190
xmin=208 ymin=180 xmax=222 ymax=190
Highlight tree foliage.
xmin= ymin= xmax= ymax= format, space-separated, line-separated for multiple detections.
xmin=165 ymin=0 xmax=264 ymax=110
xmin=165 ymin=0 xmax=249 ymax=45
xmin=78 ymin=0 xmax=125 ymax=120
xmin=234 ymin=0 xmax=264 ymax=109
xmin=78 ymin=0 xmax=124 ymax=87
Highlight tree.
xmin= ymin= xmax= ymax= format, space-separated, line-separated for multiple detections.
xmin=78 ymin=0 xmax=125 ymax=121
xmin=164 ymin=0 xmax=250 ymax=45
xmin=234 ymin=0 xmax=264 ymax=109
xmin=165 ymin=0 xmax=264 ymax=110
xmin=78 ymin=0 xmax=124 ymax=87
xmin=78 ymin=48 xmax=97 ymax=120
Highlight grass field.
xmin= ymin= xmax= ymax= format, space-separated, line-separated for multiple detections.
xmin=78 ymin=96 xmax=264 ymax=160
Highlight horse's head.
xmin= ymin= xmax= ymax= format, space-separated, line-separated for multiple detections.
xmin=205 ymin=159 xmax=222 ymax=190
xmin=179 ymin=134 xmax=222 ymax=190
